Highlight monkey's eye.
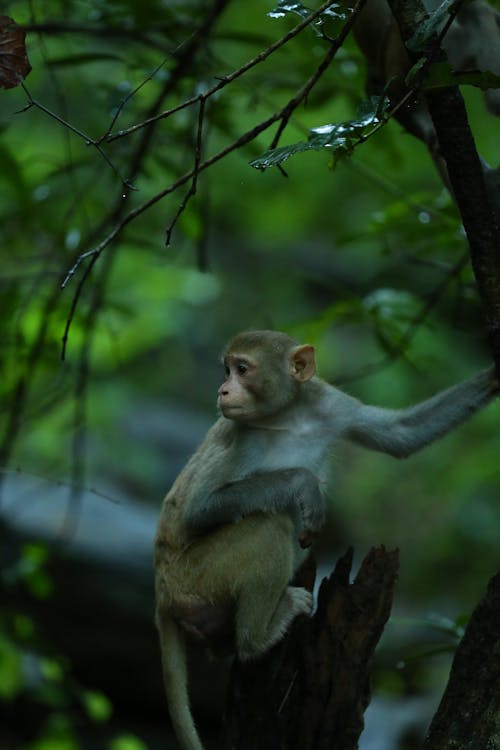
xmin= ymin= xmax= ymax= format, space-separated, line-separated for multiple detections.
xmin=237 ymin=363 xmax=248 ymax=376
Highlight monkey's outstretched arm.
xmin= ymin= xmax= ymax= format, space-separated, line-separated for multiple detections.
xmin=182 ymin=467 xmax=324 ymax=544
xmin=344 ymin=367 xmax=497 ymax=458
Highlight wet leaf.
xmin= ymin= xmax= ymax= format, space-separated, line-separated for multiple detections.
xmin=407 ymin=0 xmax=454 ymax=52
xmin=0 ymin=16 xmax=31 ymax=90
xmin=250 ymin=97 xmax=387 ymax=170
xmin=268 ymin=1 xmax=347 ymax=36
xmin=268 ymin=1 xmax=313 ymax=22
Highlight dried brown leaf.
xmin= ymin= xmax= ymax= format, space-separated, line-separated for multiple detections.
xmin=0 ymin=16 xmax=31 ymax=90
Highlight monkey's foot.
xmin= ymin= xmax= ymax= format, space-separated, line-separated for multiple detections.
xmin=238 ymin=586 xmax=313 ymax=661
xmin=286 ymin=585 xmax=313 ymax=616
xmin=264 ymin=585 xmax=313 ymax=649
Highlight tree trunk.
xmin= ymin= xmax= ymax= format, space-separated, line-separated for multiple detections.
xmin=226 ymin=546 xmax=399 ymax=750
xmin=423 ymin=569 xmax=500 ymax=750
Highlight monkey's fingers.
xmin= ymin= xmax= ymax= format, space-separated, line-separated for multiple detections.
xmin=299 ymin=530 xmax=316 ymax=548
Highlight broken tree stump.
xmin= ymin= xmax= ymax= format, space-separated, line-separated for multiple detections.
xmin=226 ymin=546 xmax=400 ymax=750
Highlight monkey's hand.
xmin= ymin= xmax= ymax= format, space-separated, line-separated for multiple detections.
xmin=182 ymin=467 xmax=325 ymax=541
xmin=298 ymin=529 xmax=317 ymax=549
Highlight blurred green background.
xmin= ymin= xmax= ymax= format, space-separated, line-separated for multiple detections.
xmin=1 ymin=1 xmax=499 ymax=748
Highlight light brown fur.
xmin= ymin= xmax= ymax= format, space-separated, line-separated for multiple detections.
xmin=155 ymin=510 xmax=308 ymax=750
xmin=154 ymin=333 xmax=319 ymax=750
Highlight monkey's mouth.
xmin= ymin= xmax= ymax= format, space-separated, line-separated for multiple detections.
xmin=220 ymin=404 xmax=248 ymax=419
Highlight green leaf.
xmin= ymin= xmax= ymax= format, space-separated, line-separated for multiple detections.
xmin=22 ymin=542 xmax=50 ymax=567
xmin=364 ymin=288 xmax=419 ymax=320
xmin=407 ymin=0 xmax=454 ymax=52
xmin=19 ymin=544 xmax=54 ymax=599
xmin=40 ymin=658 xmax=65 ymax=682
xmin=13 ymin=614 xmax=35 ymax=640
xmin=268 ymin=1 xmax=313 ymax=22
xmin=25 ymin=714 xmax=78 ymax=750
xmin=250 ymin=97 xmax=387 ymax=170
xmin=421 ymin=62 xmax=500 ymax=91
xmin=363 ymin=288 xmax=421 ymax=351
xmin=83 ymin=690 xmax=113 ymax=722
xmin=267 ymin=1 xmax=347 ymax=36
xmin=109 ymin=734 xmax=148 ymax=750
xmin=0 ymin=634 xmax=23 ymax=700
xmin=421 ymin=612 xmax=465 ymax=639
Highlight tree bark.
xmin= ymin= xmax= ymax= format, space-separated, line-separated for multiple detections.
xmin=425 ymin=87 xmax=500 ymax=370
xmin=387 ymin=0 xmax=500 ymax=371
xmin=226 ymin=546 xmax=399 ymax=750
xmin=423 ymin=569 xmax=500 ymax=750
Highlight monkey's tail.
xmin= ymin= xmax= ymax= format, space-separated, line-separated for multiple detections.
xmin=159 ymin=613 xmax=205 ymax=750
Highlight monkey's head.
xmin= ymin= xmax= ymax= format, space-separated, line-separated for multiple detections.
xmin=218 ymin=330 xmax=316 ymax=422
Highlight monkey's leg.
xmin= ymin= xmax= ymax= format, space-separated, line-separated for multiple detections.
xmin=236 ymin=581 xmax=313 ymax=661
xmin=234 ymin=511 xmax=313 ymax=666
xmin=267 ymin=585 xmax=313 ymax=639
xmin=227 ymin=513 xmax=311 ymax=660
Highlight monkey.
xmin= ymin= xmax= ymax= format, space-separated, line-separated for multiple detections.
xmin=154 ymin=329 xmax=498 ymax=750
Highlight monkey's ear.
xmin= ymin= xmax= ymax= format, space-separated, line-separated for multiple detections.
xmin=289 ymin=345 xmax=316 ymax=382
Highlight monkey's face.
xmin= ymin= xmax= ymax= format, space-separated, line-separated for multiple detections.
xmin=217 ymin=333 xmax=316 ymax=423
xmin=217 ymin=354 xmax=266 ymax=421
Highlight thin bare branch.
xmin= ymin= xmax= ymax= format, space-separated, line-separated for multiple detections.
xmin=20 ymin=84 xmax=135 ymax=190
xmin=102 ymin=56 xmax=171 ymax=139
xmin=61 ymin=2 xmax=232 ymax=359
xmin=60 ymin=0 xmax=456 ymax=353
xmin=165 ymin=97 xmax=206 ymax=246
xmin=102 ymin=0 xmax=344 ymax=145
xmin=60 ymin=253 xmax=98 ymax=361
xmin=59 ymin=81 xmax=320 ymax=286
xmin=99 ymin=21 xmax=210 ymax=141
xmin=0 ymin=467 xmax=120 ymax=507
xmin=61 ymin=0 xmax=371 ymax=294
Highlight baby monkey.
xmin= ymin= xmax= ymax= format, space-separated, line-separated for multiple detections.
xmin=154 ymin=330 xmax=498 ymax=750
